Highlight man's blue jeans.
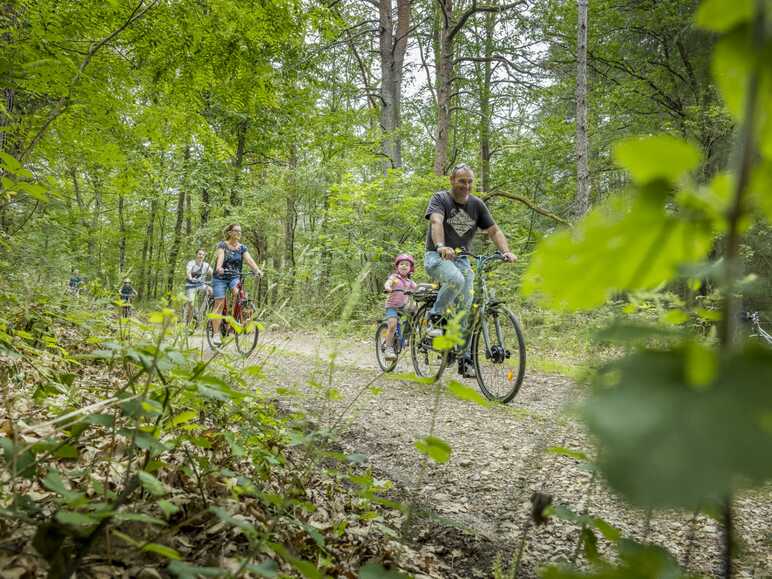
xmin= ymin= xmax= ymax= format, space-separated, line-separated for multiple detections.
xmin=424 ymin=251 xmax=474 ymax=348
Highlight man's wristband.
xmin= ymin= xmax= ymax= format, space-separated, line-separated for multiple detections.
xmin=435 ymin=243 xmax=446 ymax=250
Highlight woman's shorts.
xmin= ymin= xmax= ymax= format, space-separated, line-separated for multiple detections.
xmin=212 ymin=276 xmax=240 ymax=299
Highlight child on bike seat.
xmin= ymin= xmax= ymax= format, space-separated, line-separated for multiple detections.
xmin=383 ymin=254 xmax=417 ymax=361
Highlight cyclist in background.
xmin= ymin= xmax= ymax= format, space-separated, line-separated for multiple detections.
xmin=210 ymin=223 xmax=262 ymax=346
xmin=183 ymin=249 xmax=212 ymax=322
xmin=119 ymin=278 xmax=137 ymax=318
xmin=383 ymin=254 xmax=417 ymax=361
xmin=67 ymin=269 xmax=82 ymax=295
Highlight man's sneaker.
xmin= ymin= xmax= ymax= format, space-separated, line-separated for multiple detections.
xmin=426 ymin=314 xmax=444 ymax=338
xmin=458 ymin=356 xmax=476 ymax=379
xmin=384 ymin=345 xmax=397 ymax=361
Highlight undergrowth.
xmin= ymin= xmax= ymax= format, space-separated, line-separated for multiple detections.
xmin=0 ymin=282 xmax=432 ymax=578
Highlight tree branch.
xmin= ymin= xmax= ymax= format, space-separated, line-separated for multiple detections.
xmin=19 ymin=0 xmax=159 ymax=161
xmin=483 ymin=191 xmax=571 ymax=226
xmin=448 ymin=0 xmax=524 ymax=43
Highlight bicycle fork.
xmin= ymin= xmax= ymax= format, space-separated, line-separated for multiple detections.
xmin=480 ymin=308 xmax=511 ymax=363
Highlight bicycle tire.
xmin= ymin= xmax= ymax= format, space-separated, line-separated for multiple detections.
xmin=410 ymin=303 xmax=448 ymax=381
xmin=234 ymin=300 xmax=259 ymax=356
xmin=205 ymin=318 xmax=220 ymax=350
xmin=375 ymin=322 xmax=398 ymax=372
xmin=472 ymin=306 xmax=526 ymax=403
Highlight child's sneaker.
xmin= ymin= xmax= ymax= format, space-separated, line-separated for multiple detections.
xmin=427 ymin=314 xmax=444 ymax=338
xmin=384 ymin=345 xmax=397 ymax=361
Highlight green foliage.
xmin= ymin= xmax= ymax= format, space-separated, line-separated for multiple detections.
xmin=585 ymin=346 xmax=772 ymax=508
xmin=522 ymin=194 xmax=714 ymax=310
xmin=415 ymin=435 xmax=452 ymax=464
xmin=541 ymin=540 xmax=693 ymax=579
xmin=612 ymin=135 xmax=702 ymax=185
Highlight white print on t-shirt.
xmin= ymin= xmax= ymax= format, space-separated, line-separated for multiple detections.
xmin=446 ymin=208 xmax=477 ymax=238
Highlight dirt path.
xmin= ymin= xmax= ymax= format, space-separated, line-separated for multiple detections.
xmin=243 ymin=330 xmax=770 ymax=578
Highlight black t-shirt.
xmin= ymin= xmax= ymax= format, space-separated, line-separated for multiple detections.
xmin=424 ymin=191 xmax=495 ymax=252
xmin=216 ymin=241 xmax=247 ymax=277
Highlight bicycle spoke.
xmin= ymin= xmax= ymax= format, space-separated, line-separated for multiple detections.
xmin=410 ymin=304 xmax=448 ymax=380
xmin=473 ymin=307 xmax=525 ymax=403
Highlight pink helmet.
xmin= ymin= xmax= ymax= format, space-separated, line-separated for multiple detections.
xmin=394 ymin=253 xmax=415 ymax=273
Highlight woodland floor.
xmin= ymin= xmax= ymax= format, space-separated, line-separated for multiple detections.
xmin=235 ymin=329 xmax=772 ymax=578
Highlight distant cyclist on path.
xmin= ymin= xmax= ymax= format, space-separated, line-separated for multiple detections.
xmin=424 ymin=163 xmax=517 ymax=377
xmin=183 ymin=248 xmax=213 ymax=322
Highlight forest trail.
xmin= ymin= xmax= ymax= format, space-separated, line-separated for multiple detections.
xmin=236 ymin=330 xmax=771 ymax=578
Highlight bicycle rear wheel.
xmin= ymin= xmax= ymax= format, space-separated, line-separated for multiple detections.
xmin=375 ymin=322 xmax=398 ymax=372
xmin=472 ymin=306 xmax=526 ymax=403
xmin=234 ymin=300 xmax=259 ymax=356
xmin=410 ymin=304 xmax=448 ymax=381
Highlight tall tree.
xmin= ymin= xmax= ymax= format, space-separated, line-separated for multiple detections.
xmin=378 ymin=0 xmax=412 ymax=169
xmin=573 ymin=0 xmax=590 ymax=218
xmin=433 ymin=0 xmax=523 ymax=175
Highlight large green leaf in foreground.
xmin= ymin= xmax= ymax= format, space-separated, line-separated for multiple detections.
xmin=584 ymin=347 xmax=772 ymax=508
xmin=521 ymin=195 xmax=713 ymax=310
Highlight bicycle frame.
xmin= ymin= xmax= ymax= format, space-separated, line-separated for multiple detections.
xmin=452 ymin=251 xmax=507 ymax=358
xmin=211 ymin=272 xmax=257 ymax=333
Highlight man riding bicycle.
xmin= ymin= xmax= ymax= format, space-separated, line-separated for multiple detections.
xmin=424 ymin=163 xmax=516 ymax=377
xmin=183 ymin=249 xmax=213 ymax=321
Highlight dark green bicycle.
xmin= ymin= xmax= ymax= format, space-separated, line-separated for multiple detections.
xmin=410 ymin=250 xmax=526 ymax=403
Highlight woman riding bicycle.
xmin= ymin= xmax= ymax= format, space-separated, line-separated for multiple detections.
xmin=183 ymin=249 xmax=212 ymax=322
xmin=383 ymin=254 xmax=417 ymax=361
xmin=211 ymin=223 xmax=262 ymax=347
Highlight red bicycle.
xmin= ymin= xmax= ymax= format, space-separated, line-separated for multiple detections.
xmin=205 ymin=272 xmax=260 ymax=356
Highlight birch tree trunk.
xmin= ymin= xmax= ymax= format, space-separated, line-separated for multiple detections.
xmin=478 ymin=12 xmax=495 ymax=193
xmin=573 ymin=0 xmax=590 ymax=218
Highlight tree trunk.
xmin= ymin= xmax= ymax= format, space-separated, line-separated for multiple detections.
xmin=201 ymin=187 xmax=210 ymax=226
xmin=433 ymin=0 xmax=453 ymax=175
xmin=379 ymin=0 xmax=411 ymax=170
xmin=230 ymin=119 xmax=247 ymax=209
xmin=166 ymin=187 xmax=186 ymax=293
xmin=479 ymin=12 xmax=495 ymax=193
xmin=118 ymin=194 xmax=126 ymax=273
xmin=166 ymin=146 xmax=190 ymax=293
xmin=153 ymin=196 xmax=168 ymax=298
xmin=185 ymin=190 xmax=191 ymax=237
xmin=139 ymin=198 xmax=158 ymax=299
xmin=89 ymin=177 xmax=102 ymax=276
xmin=573 ymin=0 xmax=590 ymax=219
xmin=0 ymin=88 xmax=14 ymax=154
xmin=284 ymin=145 xmax=298 ymax=295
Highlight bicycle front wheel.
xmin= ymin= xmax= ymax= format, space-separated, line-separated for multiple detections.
xmin=234 ymin=300 xmax=259 ymax=356
xmin=375 ymin=322 xmax=398 ymax=372
xmin=472 ymin=306 xmax=526 ymax=403
xmin=410 ymin=304 xmax=448 ymax=381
